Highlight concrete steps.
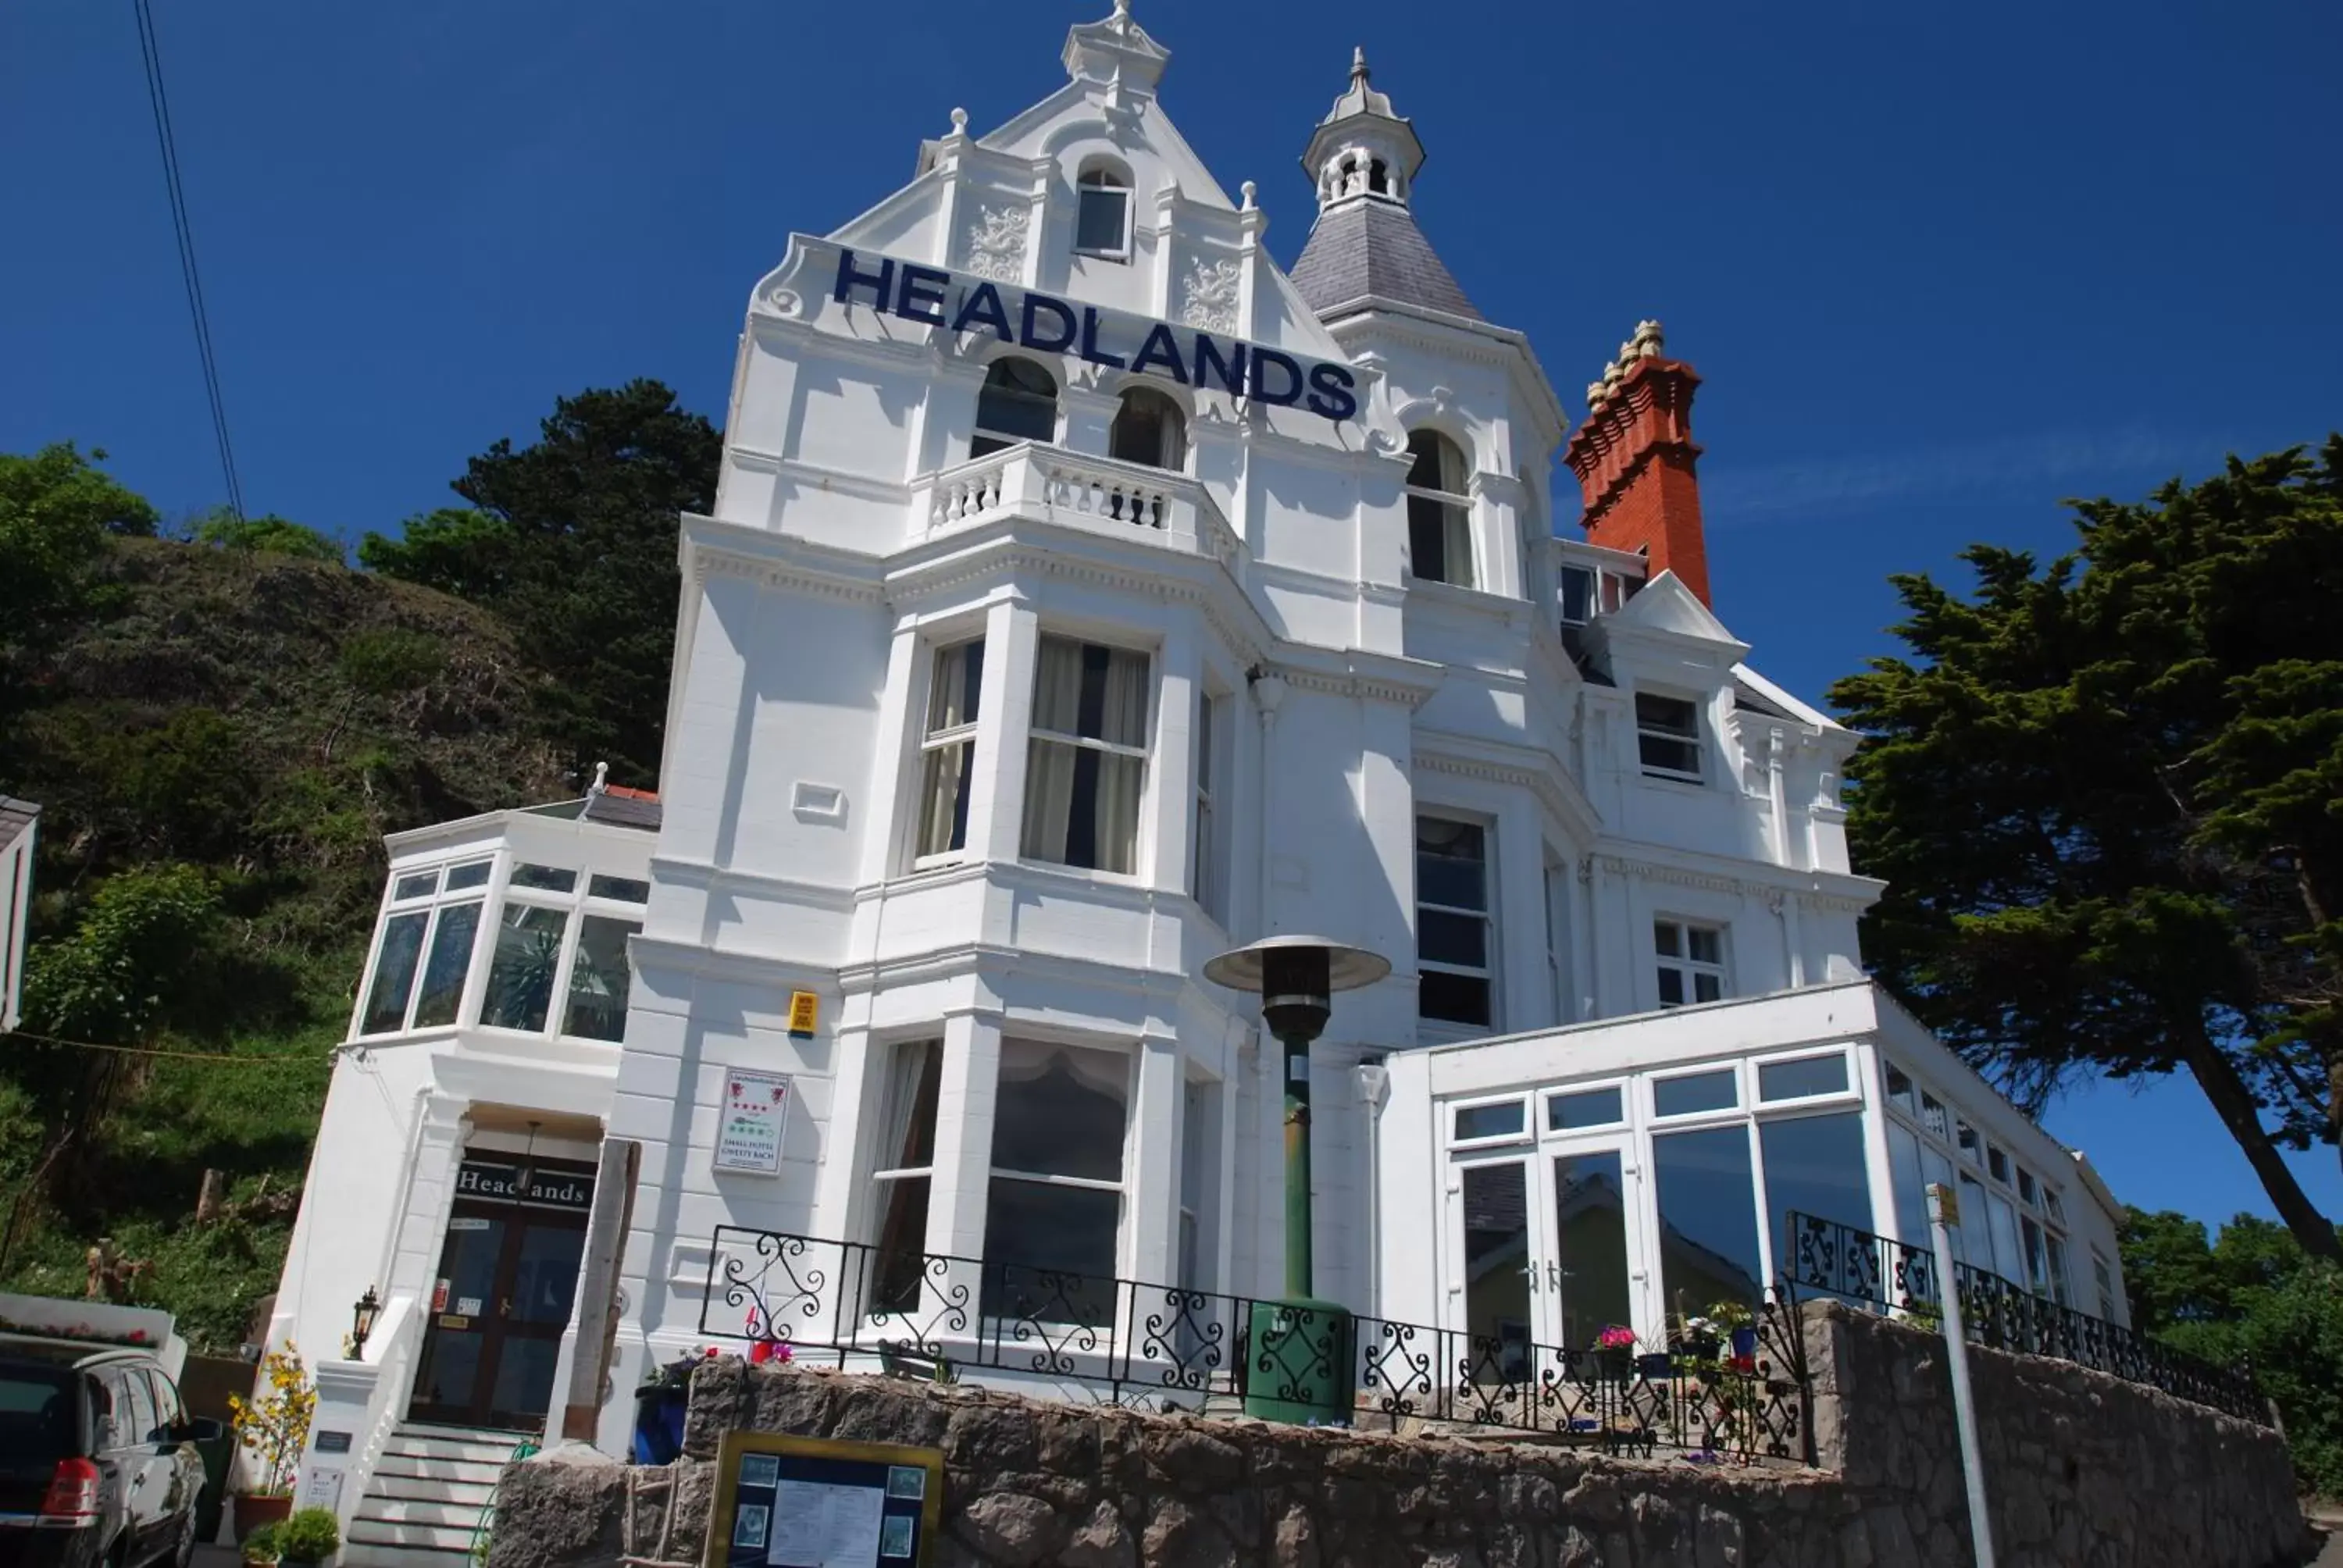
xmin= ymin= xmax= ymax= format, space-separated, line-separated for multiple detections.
xmin=341 ymin=1424 xmax=537 ymax=1568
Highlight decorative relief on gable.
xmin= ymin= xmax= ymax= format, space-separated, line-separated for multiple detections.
xmin=1179 ymin=255 xmax=1243 ymax=334
xmin=963 ymin=205 xmax=1029 ymax=282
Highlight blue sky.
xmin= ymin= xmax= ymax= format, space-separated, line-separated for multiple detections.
xmin=5 ymin=1 xmax=2340 ymax=1234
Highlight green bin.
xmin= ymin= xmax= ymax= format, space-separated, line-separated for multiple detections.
xmin=189 ymin=1418 xmax=233 ymax=1544
xmin=1243 ymin=1299 xmax=1356 ymax=1425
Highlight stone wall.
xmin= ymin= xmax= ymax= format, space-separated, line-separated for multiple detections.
xmin=1804 ymin=1301 xmax=2301 ymax=1566
xmin=488 ymin=1303 xmax=2308 ymax=1568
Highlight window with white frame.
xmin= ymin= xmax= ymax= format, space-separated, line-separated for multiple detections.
xmin=1190 ymin=693 xmax=1226 ymax=923
xmin=1416 ymin=816 xmax=1492 ymax=1027
xmin=1881 ymin=1060 xmax=2077 ymax=1306
xmin=1109 ymin=387 xmax=1186 ymax=471
xmin=983 ymin=1040 xmax=1130 ymax=1317
xmin=867 ymin=1038 xmax=943 ymax=1310
xmin=359 ymin=861 xmax=490 ymax=1035
xmin=915 ymin=639 xmax=984 ymax=861
xmin=1653 ymin=919 xmax=1725 ymax=1007
xmin=1022 ymin=636 xmax=1150 ymax=875
xmin=1542 ymin=857 xmax=1569 ymax=1026
xmin=478 ymin=863 xmax=645 ymax=1042
xmin=1403 ymin=429 xmax=1475 ymax=588
xmin=1635 ymin=692 xmax=1703 ymax=781
xmin=1074 ymin=166 xmax=1131 ymax=259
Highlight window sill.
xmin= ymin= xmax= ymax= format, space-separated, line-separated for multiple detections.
xmin=1637 ymin=770 xmax=1709 ymax=794
xmin=1072 ymin=247 xmax=1130 ymax=263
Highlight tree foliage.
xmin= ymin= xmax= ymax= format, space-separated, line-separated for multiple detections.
xmin=2121 ymin=1207 xmax=2343 ymax=1495
xmin=189 ymin=508 xmax=344 ymax=562
xmin=1831 ymin=438 xmax=2343 ymax=1259
xmin=0 ymin=444 xmax=568 ymax=1340
xmin=359 ymin=380 xmax=720 ymax=787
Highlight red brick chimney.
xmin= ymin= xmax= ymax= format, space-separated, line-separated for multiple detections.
xmin=1563 ymin=321 xmax=1711 ymax=606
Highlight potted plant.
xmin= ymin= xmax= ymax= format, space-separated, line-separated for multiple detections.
xmin=1591 ymin=1324 xmax=1637 ymax=1382
xmin=277 ymin=1507 xmax=341 ymax=1568
xmin=241 ymin=1523 xmax=283 ymax=1568
xmin=228 ymin=1342 xmax=314 ymax=1541
xmin=1710 ymin=1299 xmax=1759 ymax=1360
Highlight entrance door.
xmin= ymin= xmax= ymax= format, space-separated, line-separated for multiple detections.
xmin=1541 ymin=1140 xmax=1642 ymax=1349
xmin=410 ymin=1156 xmax=593 ymax=1431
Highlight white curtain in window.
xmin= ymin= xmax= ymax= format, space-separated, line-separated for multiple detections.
xmin=1032 ymin=637 xmax=1083 ymax=734
xmin=1443 ymin=507 xmax=1475 ymax=590
xmin=1022 ymin=640 xmax=1083 ymax=860
xmin=1100 ymin=649 xmax=1148 ymax=746
xmin=870 ymin=1040 xmax=935 ymax=1175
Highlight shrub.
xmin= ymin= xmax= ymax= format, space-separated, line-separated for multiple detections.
xmin=276 ymin=1507 xmax=341 ymax=1563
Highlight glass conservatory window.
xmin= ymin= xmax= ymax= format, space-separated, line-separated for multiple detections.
xmin=1652 ymin=1125 xmax=1764 ymax=1320
xmin=1885 ymin=1064 xmax=1916 ymax=1114
xmin=409 ymin=902 xmax=483 ymax=1028
xmin=1453 ymin=1099 xmax=1525 ymax=1143
xmin=444 ymin=861 xmax=491 ymax=891
xmin=509 ymin=864 xmax=577 ymax=893
xmin=588 ymin=875 xmax=649 ymax=904
xmin=1548 ymin=1085 xmax=1624 ymax=1131
xmin=481 ymin=906 xmax=569 ymax=1032
xmin=1760 ymin=1112 xmax=1875 ymax=1295
xmin=1652 ymin=1067 xmax=1737 ymax=1118
xmin=1460 ymin=1161 xmax=1531 ymax=1376
xmin=1759 ymin=1053 xmax=1849 ymax=1101
xmin=560 ymin=914 xmax=639 ymax=1042
xmin=394 ymin=871 xmax=438 ymax=901
xmin=361 ymin=912 xmax=428 ymax=1035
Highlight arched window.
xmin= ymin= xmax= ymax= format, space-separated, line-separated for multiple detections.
xmin=972 ymin=358 xmax=1058 ymax=458
xmin=1405 ymin=429 xmax=1475 ymax=588
xmin=1108 ymin=387 xmax=1186 ymax=471
xmin=1075 ymin=166 xmax=1131 ymax=260
xmin=1368 ymin=159 xmax=1389 ymax=196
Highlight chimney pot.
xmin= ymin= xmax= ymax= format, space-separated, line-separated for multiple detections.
xmin=1564 ymin=330 xmax=1712 ymax=606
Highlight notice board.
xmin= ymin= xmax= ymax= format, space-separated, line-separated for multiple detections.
xmin=705 ymin=1431 xmax=943 ymax=1568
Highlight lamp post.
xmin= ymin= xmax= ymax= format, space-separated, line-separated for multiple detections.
xmin=348 ymin=1287 xmax=381 ymax=1362
xmin=1204 ymin=934 xmax=1389 ymax=1423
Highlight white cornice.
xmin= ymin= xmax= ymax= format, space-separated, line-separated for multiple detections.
xmin=1414 ymin=742 xmax=1602 ymax=846
xmin=1589 ymin=839 xmax=1885 ymax=911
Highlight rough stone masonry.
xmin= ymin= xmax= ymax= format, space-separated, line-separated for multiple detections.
xmin=487 ymin=1303 xmax=2309 ymax=1568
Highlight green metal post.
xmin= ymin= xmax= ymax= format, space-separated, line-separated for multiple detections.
xmin=1282 ymin=1030 xmax=1313 ymax=1299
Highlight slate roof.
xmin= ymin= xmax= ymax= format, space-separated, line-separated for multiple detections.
xmin=580 ymin=788 xmax=662 ymax=832
xmin=0 ymin=796 xmax=38 ymax=849
xmin=1287 ymin=199 xmax=1482 ymax=323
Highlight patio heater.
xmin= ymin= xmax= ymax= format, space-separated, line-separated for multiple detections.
xmin=1203 ymin=934 xmax=1389 ymax=1424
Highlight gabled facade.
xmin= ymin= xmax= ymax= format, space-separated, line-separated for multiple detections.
xmin=266 ymin=9 xmax=2129 ymax=1540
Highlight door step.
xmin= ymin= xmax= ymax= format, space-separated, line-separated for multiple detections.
xmin=345 ymin=1423 xmax=540 ymax=1568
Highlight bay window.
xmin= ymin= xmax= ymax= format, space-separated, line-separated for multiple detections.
xmin=915 ymin=640 xmax=985 ymax=861
xmin=868 ymin=1039 xmax=943 ymax=1310
xmin=983 ymin=1040 xmax=1129 ymax=1319
xmin=358 ymin=860 xmax=489 ymax=1036
xmin=1022 ymin=636 xmax=1150 ymax=875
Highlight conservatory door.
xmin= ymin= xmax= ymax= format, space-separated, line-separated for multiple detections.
xmin=1539 ymin=1139 xmax=1644 ymax=1351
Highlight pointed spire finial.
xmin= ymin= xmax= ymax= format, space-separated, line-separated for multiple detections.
xmin=1351 ymin=45 xmax=1369 ymax=82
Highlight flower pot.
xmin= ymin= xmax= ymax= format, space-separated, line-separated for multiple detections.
xmin=1729 ymin=1327 xmax=1758 ymax=1360
xmin=233 ymin=1495 xmax=292 ymax=1542
xmin=1591 ymin=1347 xmax=1633 ymax=1384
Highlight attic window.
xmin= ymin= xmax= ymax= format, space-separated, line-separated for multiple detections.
xmin=1635 ymin=692 xmax=1703 ymax=782
xmin=1075 ymin=166 xmax=1130 ymax=261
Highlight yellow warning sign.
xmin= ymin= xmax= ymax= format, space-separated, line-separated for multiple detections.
xmin=786 ymin=991 xmax=818 ymax=1036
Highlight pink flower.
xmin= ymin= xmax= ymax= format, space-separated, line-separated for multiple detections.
xmin=1597 ymin=1326 xmax=1636 ymax=1349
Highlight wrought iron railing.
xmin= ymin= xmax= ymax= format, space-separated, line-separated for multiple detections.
xmin=697 ymin=1226 xmax=1810 ymax=1461
xmin=1779 ymin=1212 xmax=2270 ymax=1425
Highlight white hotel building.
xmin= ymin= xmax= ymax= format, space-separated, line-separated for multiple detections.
xmin=269 ymin=8 xmax=2130 ymax=1555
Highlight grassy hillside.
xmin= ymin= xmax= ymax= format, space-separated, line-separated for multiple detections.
xmin=1 ymin=536 xmax=570 ymax=1350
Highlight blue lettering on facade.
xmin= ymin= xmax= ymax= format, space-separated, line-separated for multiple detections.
xmin=827 ymin=247 xmax=1357 ymax=423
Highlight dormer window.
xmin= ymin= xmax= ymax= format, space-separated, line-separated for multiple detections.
xmin=1635 ymin=692 xmax=1703 ymax=782
xmin=1404 ymin=429 xmax=1475 ymax=589
xmin=1075 ymin=166 xmax=1131 ymax=260
xmin=1108 ymin=387 xmax=1186 ymax=471
xmin=972 ymin=358 xmax=1058 ymax=458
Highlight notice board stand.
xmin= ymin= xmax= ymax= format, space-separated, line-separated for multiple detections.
xmin=705 ymin=1431 xmax=944 ymax=1568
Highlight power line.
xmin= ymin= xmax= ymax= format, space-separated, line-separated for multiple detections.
xmin=0 ymin=1027 xmax=326 ymax=1066
xmin=130 ymin=0 xmax=244 ymax=522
